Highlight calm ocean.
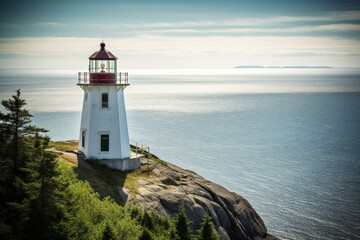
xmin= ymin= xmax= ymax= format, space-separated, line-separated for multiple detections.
xmin=0 ymin=68 xmax=359 ymax=239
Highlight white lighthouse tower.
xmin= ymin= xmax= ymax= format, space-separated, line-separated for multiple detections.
xmin=77 ymin=42 xmax=139 ymax=171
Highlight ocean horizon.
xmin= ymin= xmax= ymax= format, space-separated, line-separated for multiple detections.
xmin=0 ymin=68 xmax=359 ymax=239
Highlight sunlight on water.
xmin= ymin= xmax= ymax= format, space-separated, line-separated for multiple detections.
xmin=124 ymin=68 xmax=360 ymax=113
xmin=2 ymin=68 xmax=359 ymax=113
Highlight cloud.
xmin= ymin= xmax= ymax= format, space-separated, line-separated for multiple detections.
xmin=328 ymin=11 xmax=360 ymax=21
xmin=111 ymin=11 xmax=360 ymax=29
xmin=63 ymin=11 xmax=360 ymax=39
xmin=1 ymin=11 xmax=359 ymax=40
xmin=137 ymin=23 xmax=360 ymax=36
xmin=0 ymin=18 xmax=359 ymax=68
xmin=1 ymin=36 xmax=359 ymax=57
xmin=36 ymin=22 xmax=67 ymax=27
xmin=308 ymin=24 xmax=360 ymax=32
xmin=54 ymin=11 xmax=360 ymax=33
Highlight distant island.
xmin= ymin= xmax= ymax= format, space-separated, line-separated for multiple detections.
xmin=235 ymin=65 xmax=333 ymax=69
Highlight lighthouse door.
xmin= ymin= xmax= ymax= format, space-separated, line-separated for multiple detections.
xmin=101 ymin=134 xmax=109 ymax=152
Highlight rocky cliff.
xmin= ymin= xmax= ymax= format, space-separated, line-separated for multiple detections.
xmin=55 ymin=141 xmax=278 ymax=240
xmin=59 ymin=142 xmax=277 ymax=240
xmin=122 ymin=159 xmax=278 ymax=240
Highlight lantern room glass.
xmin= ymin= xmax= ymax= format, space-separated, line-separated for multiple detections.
xmin=89 ymin=59 xmax=117 ymax=73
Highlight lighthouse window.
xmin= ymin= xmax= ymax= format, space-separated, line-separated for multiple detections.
xmin=81 ymin=130 xmax=86 ymax=148
xmin=102 ymin=93 xmax=108 ymax=108
xmin=100 ymin=134 xmax=109 ymax=152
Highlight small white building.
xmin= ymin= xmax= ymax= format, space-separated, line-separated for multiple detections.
xmin=77 ymin=42 xmax=139 ymax=171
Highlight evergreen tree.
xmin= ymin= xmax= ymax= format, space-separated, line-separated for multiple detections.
xmin=0 ymin=89 xmax=47 ymax=173
xmin=0 ymin=90 xmax=47 ymax=238
xmin=102 ymin=223 xmax=117 ymax=240
xmin=197 ymin=213 xmax=219 ymax=240
xmin=0 ymin=154 xmax=13 ymax=236
xmin=0 ymin=89 xmax=32 ymax=174
xmin=130 ymin=205 xmax=141 ymax=219
xmin=169 ymin=227 xmax=179 ymax=240
xmin=139 ymin=228 xmax=153 ymax=240
xmin=19 ymin=135 xmax=66 ymax=240
xmin=175 ymin=205 xmax=191 ymax=240
xmin=141 ymin=211 xmax=154 ymax=230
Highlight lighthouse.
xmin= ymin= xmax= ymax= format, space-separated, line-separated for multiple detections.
xmin=77 ymin=42 xmax=139 ymax=171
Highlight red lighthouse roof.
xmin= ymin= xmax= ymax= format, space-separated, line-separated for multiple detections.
xmin=89 ymin=42 xmax=117 ymax=60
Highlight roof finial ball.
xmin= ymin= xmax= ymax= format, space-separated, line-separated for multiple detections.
xmin=100 ymin=42 xmax=105 ymax=50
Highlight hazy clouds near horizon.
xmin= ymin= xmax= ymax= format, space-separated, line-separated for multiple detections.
xmin=0 ymin=0 xmax=359 ymax=69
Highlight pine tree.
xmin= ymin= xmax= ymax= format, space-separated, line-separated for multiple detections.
xmin=0 ymin=89 xmax=32 ymax=174
xmin=138 ymin=228 xmax=153 ymax=240
xmin=197 ymin=213 xmax=219 ymax=240
xmin=130 ymin=205 xmax=141 ymax=219
xmin=102 ymin=223 xmax=117 ymax=240
xmin=175 ymin=205 xmax=191 ymax=240
xmin=19 ymin=134 xmax=66 ymax=240
xmin=0 ymin=90 xmax=47 ymax=200
xmin=141 ymin=211 xmax=154 ymax=230
xmin=0 ymin=90 xmax=47 ymax=238
xmin=169 ymin=228 xmax=179 ymax=240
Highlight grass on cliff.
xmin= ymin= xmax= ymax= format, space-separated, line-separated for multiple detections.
xmin=77 ymin=159 xmax=153 ymax=202
xmin=54 ymin=161 xmax=176 ymax=240
xmin=50 ymin=141 xmax=154 ymax=203
xmin=56 ymin=153 xmax=77 ymax=166
xmin=49 ymin=140 xmax=78 ymax=152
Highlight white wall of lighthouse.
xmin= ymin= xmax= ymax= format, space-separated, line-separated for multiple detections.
xmin=78 ymin=86 xmax=130 ymax=160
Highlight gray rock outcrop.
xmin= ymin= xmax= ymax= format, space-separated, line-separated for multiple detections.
xmin=125 ymin=160 xmax=278 ymax=240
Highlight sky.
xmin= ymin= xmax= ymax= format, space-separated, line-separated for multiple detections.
xmin=0 ymin=0 xmax=359 ymax=69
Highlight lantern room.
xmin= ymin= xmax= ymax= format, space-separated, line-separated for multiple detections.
xmin=88 ymin=42 xmax=117 ymax=83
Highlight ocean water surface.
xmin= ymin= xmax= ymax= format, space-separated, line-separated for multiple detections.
xmin=0 ymin=68 xmax=359 ymax=239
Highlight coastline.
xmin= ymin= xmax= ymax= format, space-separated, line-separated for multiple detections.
xmin=53 ymin=140 xmax=279 ymax=240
